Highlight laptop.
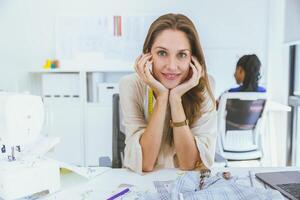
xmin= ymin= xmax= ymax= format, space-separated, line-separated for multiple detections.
xmin=255 ymin=171 xmax=300 ymax=200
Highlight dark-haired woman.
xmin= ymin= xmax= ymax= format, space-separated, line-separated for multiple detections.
xmin=229 ymin=54 xmax=266 ymax=92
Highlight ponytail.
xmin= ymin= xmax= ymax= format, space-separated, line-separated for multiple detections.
xmin=237 ymin=54 xmax=261 ymax=92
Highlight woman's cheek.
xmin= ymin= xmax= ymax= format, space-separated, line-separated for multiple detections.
xmin=181 ymin=60 xmax=191 ymax=73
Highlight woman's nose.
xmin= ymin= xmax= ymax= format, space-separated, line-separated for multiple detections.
xmin=166 ymin=57 xmax=178 ymax=71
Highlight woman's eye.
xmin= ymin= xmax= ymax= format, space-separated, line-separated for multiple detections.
xmin=178 ymin=52 xmax=187 ymax=58
xmin=157 ymin=51 xmax=167 ymax=57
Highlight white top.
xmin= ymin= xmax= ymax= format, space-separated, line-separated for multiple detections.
xmin=119 ymin=73 xmax=217 ymax=174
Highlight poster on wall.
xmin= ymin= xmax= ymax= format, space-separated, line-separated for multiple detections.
xmin=55 ymin=15 xmax=157 ymax=70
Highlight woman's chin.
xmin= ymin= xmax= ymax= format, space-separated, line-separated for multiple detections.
xmin=161 ymin=80 xmax=180 ymax=89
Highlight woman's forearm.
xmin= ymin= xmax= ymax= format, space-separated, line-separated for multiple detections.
xmin=140 ymin=94 xmax=168 ymax=171
xmin=170 ymin=95 xmax=200 ymax=170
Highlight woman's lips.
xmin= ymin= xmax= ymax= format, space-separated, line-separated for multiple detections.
xmin=162 ymin=73 xmax=180 ymax=80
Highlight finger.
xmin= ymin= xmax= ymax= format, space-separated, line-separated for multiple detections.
xmin=193 ymin=59 xmax=204 ymax=80
xmin=139 ymin=55 xmax=152 ymax=71
xmin=143 ymin=61 xmax=155 ymax=84
xmin=191 ymin=62 xmax=201 ymax=80
xmin=144 ymin=63 xmax=155 ymax=81
xmin=190 ymin=63 xmax=198 ymax=79
xmin=189 ymin=62 xmax=200 ymax=86
xmin=134 ymin=54 xmax=143 ymax=72
xmin=140 ymin=55 xmax=152 ymax=76
xmin=137 ymin=54 xmax=151 ymax=76
xmin=134 ymin=55 xmax=145 ymax=79
xmin=144 ymin=59 xmax=153 ymax=74
xmin=192 ymin=56 xmax=203 ymax=76
xmin=137 ymin=53 xmax=151 ymax=66
xmin=149 ymin=60 xmax=154 ymax=74
xmin=136 ymin=54 xmax=142 ymax=62
xmin=140 ymin=55 xmax=152 ymax=75
xmin=137 ymin=54 xmax=152 ymax=78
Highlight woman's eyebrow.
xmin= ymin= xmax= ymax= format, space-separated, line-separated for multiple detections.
xmin=155 ymin=47 xmax=191 ymax=52
xmin=178 ymin=49 xmax=191 ymax=52
xmin=155 ymin=46 xmax=168 ymax=50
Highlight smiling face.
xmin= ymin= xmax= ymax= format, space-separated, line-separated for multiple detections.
xmin=150 ymin=29 xmax=192 ymax=89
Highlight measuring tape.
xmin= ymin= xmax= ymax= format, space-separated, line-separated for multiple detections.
xmin=148 ymin=88 xmax=153 ymax=116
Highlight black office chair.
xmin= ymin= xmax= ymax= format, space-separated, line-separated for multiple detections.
xmin=112 ymin=94 xmax=126 ymax=168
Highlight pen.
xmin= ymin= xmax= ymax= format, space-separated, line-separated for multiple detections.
xmin=107 ymin=188 xmax=130 ymax=200
xmin=249 ymin=170 xmax=254 ymax=187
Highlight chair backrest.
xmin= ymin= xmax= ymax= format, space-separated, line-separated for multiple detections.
xmin=112 ymin=93 xmax=126 ymax=168
xmin=217 ymin=92 xmax=267 ymax=152
xmin=225 ymin=98 xmax=265 ymax=131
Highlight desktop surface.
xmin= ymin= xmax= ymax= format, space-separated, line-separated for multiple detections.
xmin=40 ymin=167 xmax=299 ymax=200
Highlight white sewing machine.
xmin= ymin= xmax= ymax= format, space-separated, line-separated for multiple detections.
xmin=0 ymin=92 xmax=60 ymax=200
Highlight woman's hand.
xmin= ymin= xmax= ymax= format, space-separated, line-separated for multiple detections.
xmin=134 ymin=53 xmax=169 ymax=98
xmin=169 ymin=56 xmax=203 ymax=101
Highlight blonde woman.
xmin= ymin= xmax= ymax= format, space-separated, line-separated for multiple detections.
xmin=119 ymin=13 xmax=217 ymax=173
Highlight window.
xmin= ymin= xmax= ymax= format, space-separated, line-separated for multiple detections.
xmin=293 ymin=45 xmax=300 ymax=96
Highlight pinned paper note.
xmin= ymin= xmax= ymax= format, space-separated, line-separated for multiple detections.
xmin=54 ymin=160 xmax=111 ymax=179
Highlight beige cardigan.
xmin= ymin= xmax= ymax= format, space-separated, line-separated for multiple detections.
xmin=119 ymin=73 xmax=217 ymax=174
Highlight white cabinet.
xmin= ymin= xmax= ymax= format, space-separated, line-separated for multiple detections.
xmin=85 ymin=105 xmax=113 ymax=166
xmin=44 ymin=102 xmax=84 ymax=166
xmin=31 ymin=69 xmax=132 ymax=166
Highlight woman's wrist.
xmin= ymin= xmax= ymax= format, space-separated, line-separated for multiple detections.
xmin=156 ymin=92 xmax=169 ymax=103
xmin=169 ymin=92 xmax=182 ymax=105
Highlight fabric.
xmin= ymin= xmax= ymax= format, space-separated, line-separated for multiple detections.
xmin=119 ymin=73 xmax=217 ymax=174
xmin=169 ymin=171 xmax=284 ymax=200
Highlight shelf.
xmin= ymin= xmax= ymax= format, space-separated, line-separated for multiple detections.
xmin=30 ymin=69 xmax=134 ymax=73
xmin=30 ymin=69 xmax=82 ymax=73
xmin=29 ymin=66 xmax=125 ymax=166
xmin=29 ymin=67 xmax=135 ymax=73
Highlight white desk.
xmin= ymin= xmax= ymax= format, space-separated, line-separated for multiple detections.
xmin=39 ymin=167 xmax=300 ymax=200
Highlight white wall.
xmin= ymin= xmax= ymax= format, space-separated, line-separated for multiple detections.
xmin=0 ymin=0 xmax=270 ymax=97
xmin=284 ymin=0 xmax=300 ymax=44
xmin=0 ymin=0 xmax=293 ymax=166
xmin=0 ymin=0 xmax=56 ymax=92
xmin=266 ymin=0 xmax=290 ymax=166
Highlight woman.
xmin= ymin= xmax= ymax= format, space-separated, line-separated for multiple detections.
xmin=229 ymin=54 xmax=266 ymax=92
xmin=119 ymin=13 xmax=217 ymax=174
xmin=216 ymin=54 xmax=266 ymax=108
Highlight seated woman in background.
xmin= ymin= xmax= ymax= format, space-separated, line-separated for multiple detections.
xmin=228 ymin=54 xmax=266 ymax=92
xmin=216 ymin=54 xmax=266 ymax=108
xmin=119 ymin=13 xmax=217 ymax=174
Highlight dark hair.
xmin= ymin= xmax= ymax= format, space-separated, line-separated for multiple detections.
xmin=143 ymin=13 xmax=215 ymax=145
xmin=237 ymin=54 xmax=262 ymax=92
